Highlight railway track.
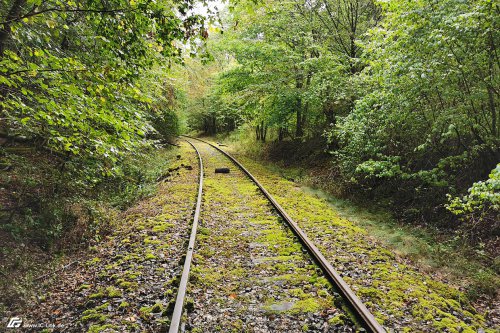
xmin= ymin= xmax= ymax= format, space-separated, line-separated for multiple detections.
xmin=169 ymin=136 xmax=385 ymax=333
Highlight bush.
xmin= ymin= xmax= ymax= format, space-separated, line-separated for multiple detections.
xmin=447 ymin=164 xmax=500 ymax=237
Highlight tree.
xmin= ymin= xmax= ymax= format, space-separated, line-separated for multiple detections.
xmin=0 ymin=0 xmax=209 ymax=244
xmin=1 ymin=0 xmax=207 ymax=179
xmin=335 ymin=0 xmax=499 ymax=220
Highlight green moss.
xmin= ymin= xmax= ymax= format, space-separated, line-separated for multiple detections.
xmin=358 ymin=287 xmax=383 ymax=300
xmin=290 ymin=298 xmax=322 ymax=313
xmin=185 ymin=297 xmax=195 ymax=311
xmin=118 ymin=281 xmax=138 ymax=290
xmin=198 ymin=227 xmax=210 ymax=235
xmin=87 ymin=257 xmax=101 ymax=266
xmin=140 ymin=303 xmax=164 ymax=319
xmin=81 ymin=312 xmax=108 ymax=323
xmin=125 ymin=271 xmax=139 ymax=280
xmin=81 ymin=302 xmax=110 ymax=323
xmin=88 ymin=291 xmax=105 ymax=299
xmin=151 ymin=303 xmax=163 ymax=313
xmin=144 ymin=237 xmax=161 ymax=245
xmin=119 ymin=301 xmax=129 ymax=309
xmin=78 ymin=284 xmax=91 ymax=291
xmin=317 ymin=289 xmax=328 ymax=297
xmin=192 ymin=266 xmax=223 ymax=286
xmin=87 ymin=324 xmax=117 ymax=333
xmin=152 ymin=223 xmax=173 ymax=233
xmin=106 ymin=286 xmax=122 ymax=298
xmin=144 ymin=252 xmax=157 ymax=260
xmin=89 ymin=286 xmax=122 ymax=299
xmin=328 ymin=314 xmax=345 ymax=325
xmin=290 ymin=288 xmax=308 ymax=298
xmin=104 ymin=263 xmax=118 ymax=270
xmin=312 ymin=277 xmax=330 ymax=289
xmin=120 ymin=253 xmax=140 ymax=262
xmin=163 ymin=299 xmax=176 ymax=317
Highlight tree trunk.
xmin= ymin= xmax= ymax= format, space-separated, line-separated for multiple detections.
xmin=296 ymin=99 xmax=303 ymax=138
xmin=261 ymin=121 xmax=266 ymax=142
xmin=295 ymin=73 xmax=304 ymax=138
xmin=211 ymin=116 xmax=216 ymax=135
xmin=487 ymin=28 xmax=497 ymax=137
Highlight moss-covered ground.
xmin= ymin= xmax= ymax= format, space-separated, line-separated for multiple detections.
xmin=207 ymin=139 xmax=497 ymax=332
xmin=8 ymin=137 xmax=497 ymax=332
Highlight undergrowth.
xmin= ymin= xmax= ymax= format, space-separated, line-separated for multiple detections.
xmin=0 ymin=145 xmax=178 ymax=251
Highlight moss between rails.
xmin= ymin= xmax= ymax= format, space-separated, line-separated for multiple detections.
xmin=152 ymin=223 xmax=174 ymax=233
xmin=290 ymin=298 xmax=324 ymax=313
xmin=188 ymin=150 xmax=350 ymax=332
xmin=328 ymin=313 xmax=346 ymax=325
xmin=231 ymin=153 xmax=495 ymax=332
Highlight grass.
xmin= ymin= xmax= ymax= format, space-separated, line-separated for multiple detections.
xmin=302 ymin=185 xmax=499 ymax=300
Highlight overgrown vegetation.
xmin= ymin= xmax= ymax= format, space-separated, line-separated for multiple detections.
xmin=187 ymin=0 xmax=499 ymax=242
xmin=0 ymin=0 xmax=207 ymax=247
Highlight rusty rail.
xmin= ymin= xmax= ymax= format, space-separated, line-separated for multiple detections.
xmin=168 ymin=140 xmax=204 ymax=333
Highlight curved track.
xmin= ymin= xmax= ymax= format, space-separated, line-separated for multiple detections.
xmin=168 ymin=136 xmax=385 ymax=333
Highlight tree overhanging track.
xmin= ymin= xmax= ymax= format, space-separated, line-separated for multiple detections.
xmin=169 ymin=136 xmax=386 ymax=333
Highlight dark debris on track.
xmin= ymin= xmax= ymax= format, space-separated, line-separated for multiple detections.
xmin=184 ymin=140 xmax=357 ymax=333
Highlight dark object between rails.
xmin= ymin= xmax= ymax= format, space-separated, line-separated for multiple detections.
xmin=215 ymin=168 xmax=230 ymax=173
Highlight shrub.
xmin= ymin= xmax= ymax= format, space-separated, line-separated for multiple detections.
xmin=447 ymin=164 xmax=500 ymax=237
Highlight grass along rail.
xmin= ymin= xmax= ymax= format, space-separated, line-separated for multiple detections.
xmin=176 ymin=136 xmax=383 ymax=332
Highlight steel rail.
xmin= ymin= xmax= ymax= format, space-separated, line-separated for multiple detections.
xmin=183 ymin=135 xmax=386 ymax=333
xmin=168 ymin=140 xmax=204 ymax=333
